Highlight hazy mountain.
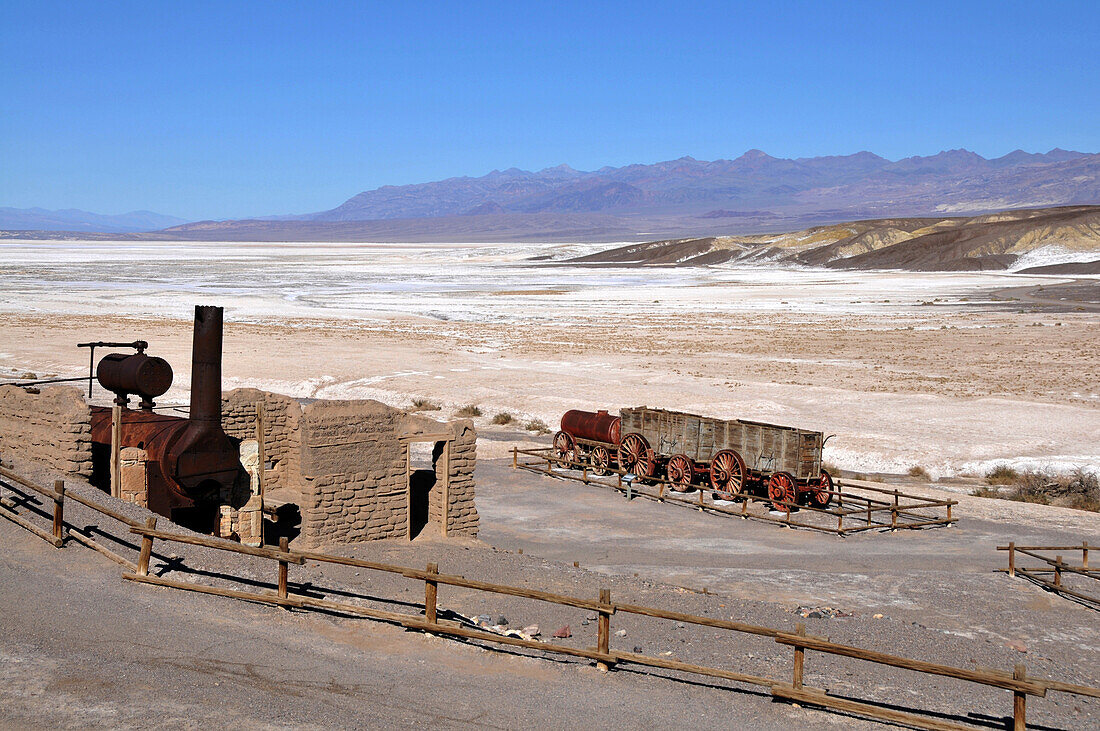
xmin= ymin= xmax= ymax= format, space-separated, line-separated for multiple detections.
xmin=0 ymin=207 xmax=187 ymax=233
xmin=305 ymin=148 xmax=1096 ymax=224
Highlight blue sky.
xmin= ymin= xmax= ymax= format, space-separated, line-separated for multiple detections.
xmin=1 ymin=1 xmax=1097 ymax=220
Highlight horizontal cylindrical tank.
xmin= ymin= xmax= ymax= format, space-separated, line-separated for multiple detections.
xmin=96 ymin=353 xmax=173 ymax=401
xmin=560 ymin=409 xmax=621 ymax=445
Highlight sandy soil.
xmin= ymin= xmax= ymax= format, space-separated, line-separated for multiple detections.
xmin=1 ymin=239 xmax=1097 ymax=477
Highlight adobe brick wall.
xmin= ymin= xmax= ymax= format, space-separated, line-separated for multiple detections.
xmin=295 ymin=399 xmax=480 ymax=548
xmin=0 ymin=385 xmax=92 ymax=477
xmin=221 ymin=388 xmax=302 ymax=491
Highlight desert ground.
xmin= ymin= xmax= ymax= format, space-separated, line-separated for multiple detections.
xmin=1 ymin=239 xmax=1097 ymax=477
xmin=1 ymin=239 xmax=1099 ymax=728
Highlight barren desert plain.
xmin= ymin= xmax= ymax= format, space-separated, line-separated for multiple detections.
xmin=2 ymin=237 xmax=1100 ymax=729
xmin=1 ymin=238 xmax=1097 ymax=478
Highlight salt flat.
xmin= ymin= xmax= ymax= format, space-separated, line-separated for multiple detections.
xmin=1 ymin=239 xmax=1097 ymax=477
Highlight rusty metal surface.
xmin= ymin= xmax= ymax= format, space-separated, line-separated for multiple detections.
xmin=560 ymin=409 xmax=621 ymax=445
xmin=96 ymin=353 xmax=173 ymax=407
xmin=88 ymin=305 xmax=240 ymax=518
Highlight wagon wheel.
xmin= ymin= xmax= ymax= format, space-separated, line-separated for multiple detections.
xmin=709 ymin=449 xmax=746 ymax=500
xmin=808 ymin=469 xmax=834 ymax=508
xmin=767 ymin=472 xmax=798 ymax=512
xmin=590 ymin=445 xmax=611 ymax=476
xmin=618 ymin=432 xmax=655 ymax=480
xmin=552 ymin=431 xmax=576 ymax=465
xmin=666 ymin=454 xmax=694 ymax=492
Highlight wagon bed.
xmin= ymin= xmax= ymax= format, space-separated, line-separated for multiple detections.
xmin=620 ymin=406 xmax=823 ymax=482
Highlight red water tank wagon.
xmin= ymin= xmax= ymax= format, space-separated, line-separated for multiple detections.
xmin=560 ymin=409 xmax=622 ymax=446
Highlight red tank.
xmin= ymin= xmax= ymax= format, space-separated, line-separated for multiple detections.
xmin=560 ymin=409 xmax=621 ymax=445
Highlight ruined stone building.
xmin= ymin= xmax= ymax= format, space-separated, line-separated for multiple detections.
xmin=0 ymin=384 xmax=479 ymax=547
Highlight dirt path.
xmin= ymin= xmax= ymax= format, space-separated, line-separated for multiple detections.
xmin=2 ymin=455 xmax=1098 ymax=729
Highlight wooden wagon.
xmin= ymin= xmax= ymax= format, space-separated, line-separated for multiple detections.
xmin=616 ymin=406 xmax=833 ymax=508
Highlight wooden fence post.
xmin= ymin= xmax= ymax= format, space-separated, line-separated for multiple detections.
xmin=512 ymin=447 xmax=517 ymax=469
xmin=110 ymin=404 xmax=122 ymax=499
xmin=891 ymin=489 xmax=899 ymax=530
xmin=255 ymin=403 xmax=266 ymax=546
xmin=1013 ymin=664 xmax=1027 ymax=731
xmin=277 ymin=536 xmax=289 ymax=599
xmin=1008 ymin=541 xmax=1015 ymax=577
xmin=1083 ymin=541 xmax=1089 ymax=570
xmin=137 ymin=516 xmax=157 ymax=576
xmin=597 ymin=588 xmax=611 ymax=672
xmin=52 ymin=480 xmax=65 ymax=542
xmin=792 ymin=622 xmax=806 ymax=689
xmin=1054 ymin=556 xmax=1062 ymax=588
xmin=425 ymin=562 xmax=439 ymax=625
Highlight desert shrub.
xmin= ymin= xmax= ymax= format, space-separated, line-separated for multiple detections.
xmin=975 ymin=467 xmax=1100 ymax=512
xmin=985 ymin=464 xmax=1019 ymax=485
xmin=1008 ymin=469 xmax=1054 ymax=505
xmin=524 ymin=418 xmax=551 ymax=435
xmin=491 ymin=412 xmax=513 ymax=425
xmin=907 ymin=465 xmax=930 ymax=480
xmin=410 ymin=398 xmax=440 ymax=412
xmin=455 ymin=404 xmax=482 ymax=418
xmin=821 ymin=461 xmax=840 ymax=475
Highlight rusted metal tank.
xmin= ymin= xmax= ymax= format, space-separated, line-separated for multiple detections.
xmin=96 ymin=352 xmax=173 ymax=408
xmin=90 ymin=306 xmax=240 ymax=521
xmin=560 ymin=409 xmax=621 ymax=445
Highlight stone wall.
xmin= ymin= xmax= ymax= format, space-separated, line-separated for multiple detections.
xmin=0 ymin=385 xmax=92 ymax=477
xmin=295 ymin=399 xmax=480 ymax=548
xmin=221 ymin=388 xmax=302 ymax=492
xmin=416 ymin=419 xmax=479 ymax=538
xmin=298 ymin=400 xmax=407 ymax=546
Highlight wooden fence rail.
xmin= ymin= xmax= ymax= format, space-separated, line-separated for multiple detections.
xmin=0 ymin=462 xmax=1094 ymax=730
xmin=123 ymin=523 xmax=1095 ymax=730
xmin=998 ymin=541 xmax=1099 ymax=609
xmin=512 ymin=446 xmax=957 ymax=535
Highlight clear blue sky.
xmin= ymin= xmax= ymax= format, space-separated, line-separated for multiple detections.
xmin=2 ymin=1 xmax=1097 ymax=220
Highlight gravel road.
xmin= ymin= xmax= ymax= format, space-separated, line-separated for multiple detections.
xmin=1 ymin=454 xmax=1098 ymax=729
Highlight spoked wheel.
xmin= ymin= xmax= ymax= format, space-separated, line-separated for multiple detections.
xmin=808 ymin=469 xmax=834 ymax=508
xmin=767 ymin=472 xmax=798 ymax=512
xmin=709 ymin=449 xmax=746 ymax=500
xmin=618 ymin=432 xmax=655 ymax=480
xmin=590 ymin=445 xmax=611 ymax=476
xmin=552 ymin=431 xmax=576 ymax=465
xmin=666 ymin=454 xmax=694 ymax=492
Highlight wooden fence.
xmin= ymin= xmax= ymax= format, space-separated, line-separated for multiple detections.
xmin=512 ymin=446 xmax=957 ymax=535
xmin=998 ymin=542 xmax=1099 ymax=609
xmin=2 ymin=463 xmax=1096 ymax=731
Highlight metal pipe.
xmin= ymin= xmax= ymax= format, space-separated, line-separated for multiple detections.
xmin=189 ymin=305 xmax=223 ymax=426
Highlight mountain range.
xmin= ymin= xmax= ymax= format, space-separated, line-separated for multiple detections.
xmin=0 ymin=207 xmax=187 ymax=233
xmin=300 ymin=148 xmax=1096 ymax=224
xmin=3 ymin=147 xmax=1098 ymax=241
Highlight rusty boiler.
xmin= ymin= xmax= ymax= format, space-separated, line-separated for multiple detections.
xmin=90 ymin=306 xmax=241 ymax=523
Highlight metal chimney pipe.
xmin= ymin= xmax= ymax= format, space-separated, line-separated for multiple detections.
xmin=189 ymin=305 xmax=223 ymax=426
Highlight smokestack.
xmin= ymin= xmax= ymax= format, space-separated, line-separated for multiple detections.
xmin=189 ymin=305 xmax=223 ymax=426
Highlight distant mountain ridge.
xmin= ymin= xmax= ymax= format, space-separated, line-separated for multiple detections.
xmin=303 ymin=147 xmax=1097 ymax=224
xmin=0 ymin=207 xmax=187 ymax=233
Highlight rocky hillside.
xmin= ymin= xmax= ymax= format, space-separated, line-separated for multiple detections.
xmin=570 ymin=205 xmax=1100 ymax=272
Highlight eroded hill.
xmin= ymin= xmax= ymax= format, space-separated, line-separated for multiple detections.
xmin=569 ymin=205 xmax=1100 ymax=272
